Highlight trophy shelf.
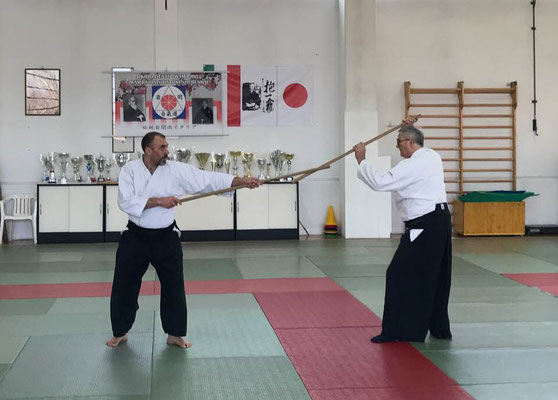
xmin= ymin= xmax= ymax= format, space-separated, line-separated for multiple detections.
xmin=36 ymin=182 xmax=299 ymax=244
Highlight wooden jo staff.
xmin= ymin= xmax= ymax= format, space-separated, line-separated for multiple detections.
xmin=178 ymin=164 xmax=331 ymax=204
xmin=292 ymin=120 xmax=413 ymax=183
xmin=179 ymin=117 xmax=419 ymax=204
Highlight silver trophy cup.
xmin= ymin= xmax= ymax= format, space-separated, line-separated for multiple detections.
xmin=257 ymin=158 xmax=266 ymax=180
xmin=45 ymin=152 xmax=58 ymax=183
xmin=214 ymin=153 xmax=226 ymax=172
xmin=39 ymin=154 xmax=50 ymax=182
xmin=229 ymin=151 xmax=242 ymax=177
xmin=283 ymin=153 xmax=295 ymax=181
xmin=113 ymin=153 xmax=130 ymax=181
xmin=71 ymin=156 xmax=83 ymax=182
xmin=83 ymin=154 xmax=96 ymax=183
xmin=95 ymin=154 xmax=107 ymax=182
xmin=270 ymin=150 xmax=285 ymax=179
xmin=58 ymin=152 xmax=70 ymax=184
xmin=175 ymin=149 xmax=192 ymax=163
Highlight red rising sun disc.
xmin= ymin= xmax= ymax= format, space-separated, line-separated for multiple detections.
xmin=161 ymin=94 xmax=178 ymax=111
xmin=283 ymin=84 xmax=308 ymax=108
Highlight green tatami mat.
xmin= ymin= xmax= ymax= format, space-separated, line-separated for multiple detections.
xmin=0 ymin=333 xmax=152 ymax=399
xmin=463 ymin=382 xmax=558 ymax=400
xmin=151 ymin=356 xmax=310 ymax=400
xmin=458 ymin=253 xmax=558 ymax=274
xmin=235 ymin=256 xmax=325 ymax=279
xmin=415 ymin=321 xmax=558 ymax=350
xmin=0 ymin=299 xmax=55 ymax=316
xmin=0 ymin=312 xmax=153 ymax=336
xmin=423 ymin=348 xmax=558 ymax=385
xmin=183 ymin=258 xmax=243 ymax=280
xmin=153 ymin=307 xmax=285 ymax=359
xmin=0 ymin=337 xmax=28 ymax=364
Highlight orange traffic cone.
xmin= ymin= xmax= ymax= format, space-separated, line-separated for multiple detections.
xmin=324 ymin=205 xmax=338 ymax=236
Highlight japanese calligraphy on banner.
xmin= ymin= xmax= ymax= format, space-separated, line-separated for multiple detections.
xmin=114 ymin=71 xmax=225 ymax=137
xmin=208 ymin=65 xmax=313 ymax=127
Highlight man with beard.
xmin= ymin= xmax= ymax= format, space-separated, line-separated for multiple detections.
xmin=106 ymin=131 xmax=260 ymax=349
xmin=123 ymin=95 xmax=146 ymax=122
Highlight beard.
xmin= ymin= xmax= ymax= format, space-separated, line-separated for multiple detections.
xmin=157 ymin=156 xmax=168 ymax=165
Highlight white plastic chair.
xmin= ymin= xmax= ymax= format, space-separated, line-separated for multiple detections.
xmin=0 ymin=195 xmax=37 ymax=244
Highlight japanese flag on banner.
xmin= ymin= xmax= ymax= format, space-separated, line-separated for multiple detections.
xmin=277 ymin=66 xmax=313 ymax=126
xmin=240 ymin=66 xmax=278 ymax=126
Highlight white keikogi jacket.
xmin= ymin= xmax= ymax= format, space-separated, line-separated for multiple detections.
xmin=357 ymin=147 xmax=447 ymax=222
xmin=118 ymin=159 xmax=233 ymax=229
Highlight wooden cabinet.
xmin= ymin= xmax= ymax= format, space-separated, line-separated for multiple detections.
xmin=453 ymin=200 xmax=525 ymax=236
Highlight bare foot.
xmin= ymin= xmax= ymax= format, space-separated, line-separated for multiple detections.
xmin=167 ymin=335 xmax=191 ymax=349
xmin=106 ymin=334 xmax=128 ymax=347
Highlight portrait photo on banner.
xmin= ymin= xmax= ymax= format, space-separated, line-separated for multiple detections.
xmin=113 ymin=71 xmax=225 ymax=137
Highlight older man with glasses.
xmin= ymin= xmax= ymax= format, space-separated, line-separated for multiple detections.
xmin=353 ymin=118 xmax=452 ymax=344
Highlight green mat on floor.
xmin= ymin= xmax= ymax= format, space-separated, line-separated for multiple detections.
xmin=458 ymin=190 xmax=537 ymax=203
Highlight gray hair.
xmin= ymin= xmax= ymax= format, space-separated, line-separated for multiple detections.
xmin=399 ymin=125 xmax=424 ymax=147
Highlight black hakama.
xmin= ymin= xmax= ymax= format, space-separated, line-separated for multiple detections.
xmin=110 ymin=221 xmax=187 ymax=338
xmin=379 ymin=203 xmax=452 ymax=342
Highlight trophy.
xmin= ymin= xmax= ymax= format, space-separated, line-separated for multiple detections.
xmin=83 ymin=154 xmax=96 ymax=183
xmin=71 ymin=156 xmax=83 ymax=182
xmin=94 ymin=154 xmax=108 ymax=182
xmin=58 ymin=152 xmax=70 ymax=184
xmin=214 ymin=153 xmax=226 ymax=172
xmin=195 ymin=152 xmax=210 ymax=170
xmin=39 ymin=154 xmax=50 ymax=182
xmin=270 ymin=150 xmax=285 ymax=179
xmin=209 ymin=152 xmax=217 ymax=172
xmin=242 ymin=152 xmax=255 ymax=177
xmin=283 ymin=153 xmax=295 ymax=181
xmin=105 ymin=162 xmax=114 ymax=181
xmin=44 ymin=152 xmax=58 ymax=183
xmin=256 ymin=158 xmax=266 ymax=180
xmin=175 ymin=148 xmax=192 ymax=163
xmin=229 ymin=151 xmax=242 ymax=177
xmin=265 ymin=161 xmax=272 ymax=180
xmin=113 ymin=152 xmax=130 ymax=181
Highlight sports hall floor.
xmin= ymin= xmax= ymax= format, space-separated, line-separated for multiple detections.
xmin=1 ymin=235 xmax=558 ymax=399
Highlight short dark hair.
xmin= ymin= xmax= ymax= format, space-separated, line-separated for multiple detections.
xmin=399 ymin=125 xmax=424 ymax=147
xmin=141 ymin=131 xmax=166 ymax=151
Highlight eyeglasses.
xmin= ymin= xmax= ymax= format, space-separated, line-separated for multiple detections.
xmin=396 ymin=138 xmax=410 ymax=145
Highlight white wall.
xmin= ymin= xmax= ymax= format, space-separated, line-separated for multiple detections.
xmin=2 ymin=0 xmax=557 ymax=239
xmin=376 ymin=0 xmax=558 ymax=232
xmin=0 ymin=0 xmax=343 ymax=238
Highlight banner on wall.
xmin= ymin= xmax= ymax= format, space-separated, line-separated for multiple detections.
xmin=114 ymin=71 xmax=225 ymax=137
xmin=207 ymin=65 xmax=313 ymax=127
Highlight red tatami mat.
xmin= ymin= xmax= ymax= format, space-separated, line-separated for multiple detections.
xmin=275 ymin=327 xmax=464 ymax=391
xmin=0 ymin=277 xmax=342 ymax=299
xmin=309 ymin=386 xmax=472 ymax=400
xmin=0 ymin=281 xmax=155 ymax=299
xmin=503 ymin=273 xmax=558 ymax=287
xmin=254 ymin=291 xmax=382 ymax=328
xmin=182 ymin=277 xmax=343 ymax=294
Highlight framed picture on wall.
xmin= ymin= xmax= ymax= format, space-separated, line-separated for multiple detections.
xmin=25 ymin=68 xmax=60 ymax=116
xmin=112 ymin=136 xmax=135 ymax=153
